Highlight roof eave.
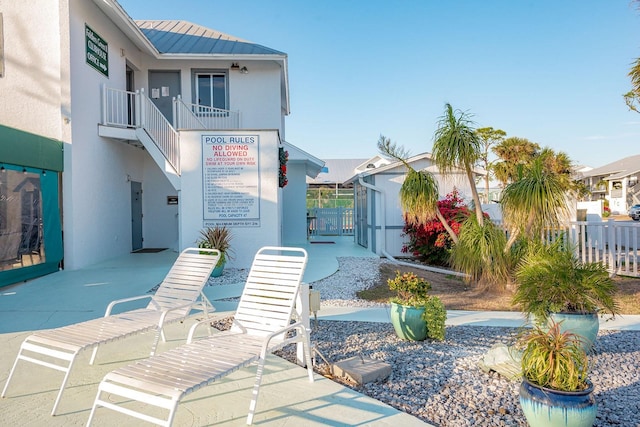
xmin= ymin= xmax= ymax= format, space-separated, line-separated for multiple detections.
xmin=93 ymin=0 xmax=160 ymax=56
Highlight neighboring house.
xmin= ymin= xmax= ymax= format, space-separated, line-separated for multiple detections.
xmin=577 ymin=155 xmax=640 ymax=214
xmin=345 ymin=153 xmax=485 ymax=257
xmin=0 ymin=0 xmax=321 ymax=286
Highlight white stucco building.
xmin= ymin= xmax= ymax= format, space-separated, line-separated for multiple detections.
xmin=0 ymin=0 xmax=322 ymax=287
xmin=346 ymin=153 xmax=484 ymax=257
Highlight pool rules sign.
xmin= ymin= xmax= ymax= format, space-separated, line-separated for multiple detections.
xmin=202 ymin=135 xmax=260 ymax=227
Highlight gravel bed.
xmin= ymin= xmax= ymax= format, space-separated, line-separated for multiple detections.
xmin=208 ymin=257 xmax=640 ymax=427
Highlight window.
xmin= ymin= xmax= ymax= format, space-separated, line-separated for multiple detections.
xmin=194 ymin=72 xmax=227 ymax=110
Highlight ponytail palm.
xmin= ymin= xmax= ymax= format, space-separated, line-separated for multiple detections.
xmin=501 ymin=157 xmax=571 ymax=250
xmin=450 ymin=214 xmax=509 ymax=289
xmin=400 ymin=169 xmax=458 ymax=244
xmin=432 ymin=103 xmax=484 ymax=225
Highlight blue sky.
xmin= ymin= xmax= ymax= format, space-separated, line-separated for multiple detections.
xmin=119 ymin=0 xmax=640 ymax=169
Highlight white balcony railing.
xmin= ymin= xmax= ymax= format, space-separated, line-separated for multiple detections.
xmin=101 ymin=87 xmax=136 ymax=128
xmin=101 ymin=85 xmax=179 ymax=175
xmin=101 ymin=86 xmax=243 ymax=176
xmin=173 ymin=95 xmax=241 ymax=130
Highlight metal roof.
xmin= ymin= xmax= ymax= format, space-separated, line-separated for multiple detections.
xmin=581 ymin=154 xmax=640 ymax=179
xmin=135 ymin=20 xmax=285 ymax=55
xmin=307 ymin=159 xmax=369 ymax=185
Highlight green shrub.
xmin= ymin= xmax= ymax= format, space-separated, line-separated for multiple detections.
xmin=423 ymin=296 xmax=446 ymax=341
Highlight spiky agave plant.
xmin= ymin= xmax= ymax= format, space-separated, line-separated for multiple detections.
xmin=197 ymin=226 xmax=234 ymax=267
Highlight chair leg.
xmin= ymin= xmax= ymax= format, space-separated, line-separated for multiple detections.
xmin=89 ymin=346 xmax=99 ymax=365
xmin=51 ymin=357 xmax=77 ymax=415
xmin=1 ymin=349 xmax=22 ymax=397
xmin=246 ymin=355 xmax=267 ymax=425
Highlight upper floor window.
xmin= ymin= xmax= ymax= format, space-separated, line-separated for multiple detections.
xmin=194 ymin=72 xmax=227 ymax=110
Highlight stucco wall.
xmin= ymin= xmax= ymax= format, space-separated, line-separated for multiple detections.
xmin=0 ymin=0 xmax=64 ymax=140
xmin=282 ymin=162 xmax=308 ymax=245
xmin=178 ymin=130 xmax=281 ymax=269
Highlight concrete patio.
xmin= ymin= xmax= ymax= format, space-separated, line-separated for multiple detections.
xmin=1 ymin=237 xmax=638 ymax=426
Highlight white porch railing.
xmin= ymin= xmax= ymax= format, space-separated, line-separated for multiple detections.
xmin=173 ymin=95 xmax=241 ymax=130
xmin=101 ymin=85 xmax=180 ymax=175
xmin=308 ymin=208 xmax=354 ymax=236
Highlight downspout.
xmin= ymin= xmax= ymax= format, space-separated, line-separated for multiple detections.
xmin=358 ymin=177 xmax=469 ymax=279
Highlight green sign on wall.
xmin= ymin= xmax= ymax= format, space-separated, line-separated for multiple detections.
xmin=85 ymin=24 xmax=108 ymax=77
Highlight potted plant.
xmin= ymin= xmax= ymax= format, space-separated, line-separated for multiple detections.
xmin=513 ymin=239 xmax=619 ymax=351
xmin=388 ymin=270 xmax=446 ymax=341
xmin=517 ymin=320 xmax=597 ymax=427
xmin=196 ymin=226 xmax=234 ymax=277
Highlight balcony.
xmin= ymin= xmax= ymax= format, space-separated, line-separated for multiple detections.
xmin=99 ymin=86 xmax=242 ymax=180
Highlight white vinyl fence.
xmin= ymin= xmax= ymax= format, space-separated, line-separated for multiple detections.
xmin=495 ymin=219 xmax=640 ymax=277
xmin=308 ymin=208 xmax=354 ymax=237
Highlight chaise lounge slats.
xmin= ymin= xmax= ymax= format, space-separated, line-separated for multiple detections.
xmin=87 ymin=246 xmax=314 ymax=426
xmin=1 ymin=247 xmax=220 ymax=416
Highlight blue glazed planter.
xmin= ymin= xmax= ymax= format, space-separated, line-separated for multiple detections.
xmin=210 ymin=261 xmax=225 ymax=277
xmin=519 ymin=378 xmax=597 ymax=427
xmin=390 ymin=302 xmax=427 ymax=341
xmin=549 ymin=312 xmax=599 ymax=353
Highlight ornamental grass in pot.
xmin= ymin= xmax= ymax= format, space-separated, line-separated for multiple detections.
xmin=196 ymin=226 xmax=234 ymax=277
xmin=513 ymin=239 xmax=619 ymax=351
xmin=516 ymin=320 xmax=596 ymax=427
xmin=388 ymin=270 xmax=446 ymax=341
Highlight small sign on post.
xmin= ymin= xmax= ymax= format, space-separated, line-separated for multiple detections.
xmin=85 ymin=24 xmax=108 ymax=77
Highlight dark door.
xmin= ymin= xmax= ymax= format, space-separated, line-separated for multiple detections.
xmin=131 ymin=181 xmax=143 ymax=251
xmin=126 ymin=65 xmax=135 ymax=126
xmin=148 ymin=70 xmax=181 ymax=123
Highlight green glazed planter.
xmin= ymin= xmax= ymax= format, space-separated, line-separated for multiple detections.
xmin=390 ymin=302 xmax=427 ymax=341
xmin=549 ymin=312 xmax=599 ymax=353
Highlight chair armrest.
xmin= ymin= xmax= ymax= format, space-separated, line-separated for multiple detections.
xmin=260 ymin=321 xmax=308 ymax=353
xmin=104 ymin=294 xmax=152 ymax=316
xmin=187 ymin=317 xmax=220 ymax=343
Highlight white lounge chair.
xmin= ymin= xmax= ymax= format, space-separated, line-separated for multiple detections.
xmin=87 ymin=246 xmax=314 ymax=426
xmin=1 ymin=247 xmax=220 ymax=415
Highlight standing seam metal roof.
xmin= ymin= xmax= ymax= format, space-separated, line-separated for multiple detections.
xmin=135 ymin=20 xmax=285 ymax=55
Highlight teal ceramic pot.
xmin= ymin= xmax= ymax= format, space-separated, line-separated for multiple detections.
xmin=390 ymin=302 xmax=427 ymax=341
xmin=549 ymin=312 xmax=599 ymax=352
xmin=210 ymin=260 xmax=225 ymax=277
xmin=519 ymin=378 xmax=596 ymax=427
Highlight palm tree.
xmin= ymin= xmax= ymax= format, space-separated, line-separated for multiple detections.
xmin=624 ymin=57 xmax=640 ymax=113
xmin=475 ymin=127 xmax=506 ymax=204
xmin=492 ymin=137 xmax=540 ymax=186
xmin=432 ymin=104 xmax=485 ymax=225
xmin=377 ymin=135 xmax=459 ymax=243
xmin=501 ymin=156 xmax=572 ymax=251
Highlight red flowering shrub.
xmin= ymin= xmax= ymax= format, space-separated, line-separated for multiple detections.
xmin=401 ymin=189 xmax=471 ymax=266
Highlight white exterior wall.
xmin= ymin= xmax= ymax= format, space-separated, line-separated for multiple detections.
xmin=0 ymin=0 xmax=65 ymax=140
xmin=281 ymin=162 xmax=308 ymax=245
xmin=62 ymin=0 xmax=153 ymax=268
xmin=178 ymin=130 xmax=281 ymax=269
xmin=132 ymin=58 xmax=284 ymax=135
